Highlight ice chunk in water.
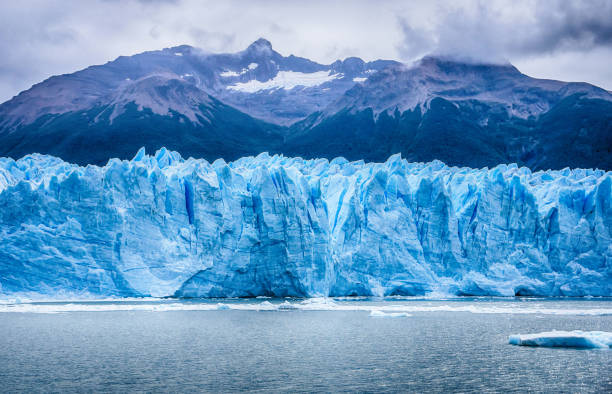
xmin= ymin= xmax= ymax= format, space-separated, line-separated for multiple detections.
xmin=509 ymin=331 xmax=612 ymax=348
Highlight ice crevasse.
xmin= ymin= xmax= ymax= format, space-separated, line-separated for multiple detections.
xmin=0 ymin=148 xmax=610 ymax=298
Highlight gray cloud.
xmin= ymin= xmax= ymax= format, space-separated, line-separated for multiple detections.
xmin=0 ymin=0 xmax=610 ymax=103
xmin=526 ymin=0 xmax=612 ymax=52
xmin=397 ymin=18 xmax=436 ymax=60
xmin=397 ymin=0 xmax=612 ymax=62
xmin=187 ymin=29 xmax=236 ymax=51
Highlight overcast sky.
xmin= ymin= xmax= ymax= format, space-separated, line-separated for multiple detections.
xmin=1 ymin=0 xmax=611 ymax=102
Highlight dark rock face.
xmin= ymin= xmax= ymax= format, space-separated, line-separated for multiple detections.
xmin=286 ymin=96 xmax=612 ymax=170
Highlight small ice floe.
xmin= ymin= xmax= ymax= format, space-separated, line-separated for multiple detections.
xmin=216 ymin=303 xmax=230 ymax=310
xmin=369 ymin=310 xmax=411 ymax=318
xmin=255 ymin=301 xmax=277 ymax=311
xmin=299 ymin=297 xmax=338 ymax=310
xmin=509 ymin=330 xmax=612 ymax=349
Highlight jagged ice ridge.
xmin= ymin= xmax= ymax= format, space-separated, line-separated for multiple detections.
xmin=0 ymin=148 xmax=610 ymax=298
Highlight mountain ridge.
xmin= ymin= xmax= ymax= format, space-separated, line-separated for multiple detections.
xmin=0 ymin=39 xmax=610 ymax=170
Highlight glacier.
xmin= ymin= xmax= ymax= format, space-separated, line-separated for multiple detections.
xmin=0 ymin=148 xmax=611 ymax=298
xmin=509 ymin=331 xmax=612 ymax=349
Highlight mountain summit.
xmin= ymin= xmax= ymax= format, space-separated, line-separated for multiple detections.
xmin=246 ymin=37 xmax=274 ymax=53
xmin=0 ymin=39 xmax=610 ymax=169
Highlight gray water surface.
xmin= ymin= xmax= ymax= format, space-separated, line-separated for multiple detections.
xmin=0 ymin=298 xmax=611 ymax=393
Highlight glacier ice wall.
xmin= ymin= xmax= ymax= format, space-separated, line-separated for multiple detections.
xmin=0 ymin=148 xmax=610 ymax=298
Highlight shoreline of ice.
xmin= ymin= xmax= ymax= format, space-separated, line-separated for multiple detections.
xmin=0 ymin=298 xmax=611 ymax=315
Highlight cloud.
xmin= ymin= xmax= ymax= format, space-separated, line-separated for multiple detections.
xmin=397 ymin=18 xmax=436 ymax=60
xmin=523 ymin=0 xmax=612 ymax=53
xmin=396 ymin=0 xmax=612 ymax=63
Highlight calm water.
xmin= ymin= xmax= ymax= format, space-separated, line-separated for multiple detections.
xmin=0 ymin=298 xmax=611 ymax=393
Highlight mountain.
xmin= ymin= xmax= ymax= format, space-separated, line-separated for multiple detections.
xmin=0 ymin=40 xmax=610 ymax=169
xmin=0 ymin=82 xmax=285 ymax=166
xmin=1 ymin=149 xmax=610 ymax=298
xmin=285 ymin=56 xmax=612 ymax=169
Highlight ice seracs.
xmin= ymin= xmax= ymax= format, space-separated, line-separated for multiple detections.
xmin=0 ymin=149 xmax=611 ymax=298
xmin=509 ymin=331 xmax=612 ymax=348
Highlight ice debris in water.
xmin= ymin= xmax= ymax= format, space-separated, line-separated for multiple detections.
xmin=278 ymin=301 xmax=300 ymax=310
xmin=1 ymin=299 xmax=612 ymax=315
xmin=369 ymin=310 xmax=411 ymax=318
xmin=0 ymin=148 xmax=611 ymax=298
xmin=509 ymin=331 xmax=612 ymax=348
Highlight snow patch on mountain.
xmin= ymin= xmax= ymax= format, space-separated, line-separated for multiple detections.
xmin=220 ymin=70 xmax=241 ymax=77
xmin=227 ymin=71 xmax=343 ymax=93
xmin=220 ymin=63 xmax=259 ymax=78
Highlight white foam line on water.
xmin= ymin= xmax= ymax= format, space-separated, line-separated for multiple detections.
xmin=0 ymin=299 xmax=611 ymax=315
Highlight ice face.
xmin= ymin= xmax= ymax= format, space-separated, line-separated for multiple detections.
xmin=509 ymin=331 xmax=612 ymax=348
xmin=0 ymin=149 xmax=610 ymax=298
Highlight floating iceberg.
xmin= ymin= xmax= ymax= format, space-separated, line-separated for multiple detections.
xmin=509 ymin=331 xmax=612 ymax=348
xmin=0 ymin=148 xmax=611 ymax=298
